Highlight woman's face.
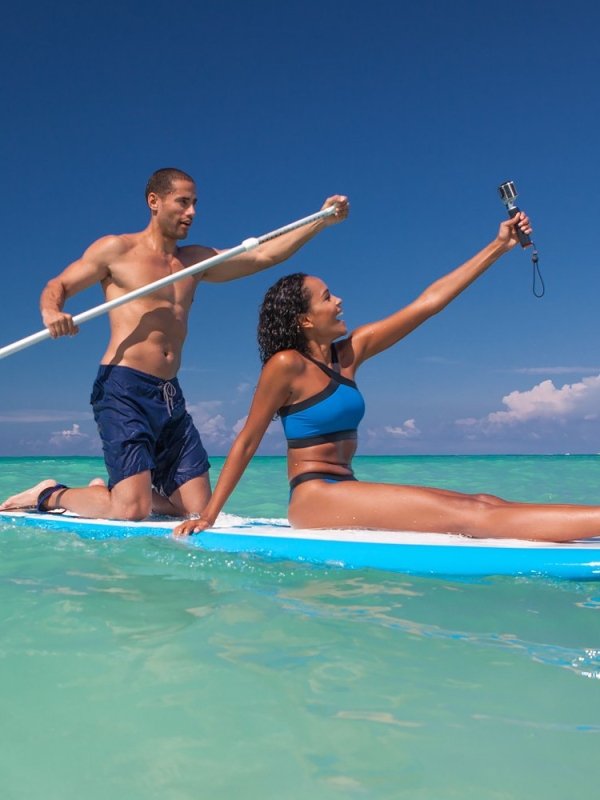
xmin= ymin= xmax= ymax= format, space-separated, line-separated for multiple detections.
xmin=302 ymin=276 xmax=347 ymax=338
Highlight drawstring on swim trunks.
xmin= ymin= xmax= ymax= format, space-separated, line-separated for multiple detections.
xmin=160 ymin=381 xmax=176 ymax=417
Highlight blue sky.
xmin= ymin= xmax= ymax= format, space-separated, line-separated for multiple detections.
xmin=1 ymin=0 xmax=600 ymax=457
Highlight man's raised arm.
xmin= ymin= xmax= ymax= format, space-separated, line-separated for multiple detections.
xmin=199 ymin=195 xmax=349 ymax=284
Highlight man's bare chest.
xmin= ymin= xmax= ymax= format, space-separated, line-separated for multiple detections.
xmin=106 ymin=255 xmax=197 ymax=303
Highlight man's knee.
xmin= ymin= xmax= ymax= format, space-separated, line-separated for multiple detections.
xmin=111 ymin=496 xmax=152 ymax=521
xmin=109 ymin=475 xmax=153 ymax=520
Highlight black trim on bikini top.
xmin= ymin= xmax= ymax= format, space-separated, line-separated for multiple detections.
xmin=286 ymin=429 xmax=358 ymax=449
xmin=278 ymin=345 xmax=357 ymax=418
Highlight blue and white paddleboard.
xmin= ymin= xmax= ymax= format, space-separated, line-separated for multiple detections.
xmin=2 ymin=510 xmax=600 ymax=579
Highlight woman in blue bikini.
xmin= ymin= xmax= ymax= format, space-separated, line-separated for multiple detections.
xmin=175 ymin=214 xmax=600 ymax=542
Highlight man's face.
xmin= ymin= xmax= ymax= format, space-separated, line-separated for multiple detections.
xmin=151 ymin=179 xmax=197 ymax=240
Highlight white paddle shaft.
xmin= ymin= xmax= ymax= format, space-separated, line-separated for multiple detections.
xmin=0 ymin=205 xmax=336 ymax=361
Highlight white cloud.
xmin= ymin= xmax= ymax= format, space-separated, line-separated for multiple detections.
xmin=384 ymin=419 xmax=420 ymax=438
xmin=232 ymin=416 xmax=247 ymax=435
xmin=232 ymin=415 xmax=279 ymax=438
xmin=187 ymin=401 xmax=229 ymax=445
xmin=187 ymin=401 xmax=226 ymax=430
xmin=186 ymin=400 xmax=223 ymax=417
xmin=198 ymin=414 xmax=229 ymax=438
xmin=457 ymin=374 xmax=600 ymax=430
xmin=49 ymin=423 xmax=91 ymax=447
xmin=184 ymin=398 xmax=285 ymax=453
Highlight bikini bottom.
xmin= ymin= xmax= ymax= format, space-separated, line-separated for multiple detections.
xmin=289 ymin=471 xmax=358 ymax=493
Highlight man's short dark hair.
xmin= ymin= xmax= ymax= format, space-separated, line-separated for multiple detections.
xmin=145 ymin=168 xmax=194 ymax=200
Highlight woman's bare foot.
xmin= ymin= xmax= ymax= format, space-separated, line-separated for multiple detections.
xmin=89 ymin=478 xmax=107 ymax=487
xmin=0 ymin=479 xmax=57 ymax=511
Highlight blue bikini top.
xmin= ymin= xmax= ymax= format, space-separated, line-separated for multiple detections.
xmin=278 ymin=345 xmax=365 ymax=448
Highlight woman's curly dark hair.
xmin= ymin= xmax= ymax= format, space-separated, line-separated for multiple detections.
xmin=258 ymin=273 xmax=312 ymax=365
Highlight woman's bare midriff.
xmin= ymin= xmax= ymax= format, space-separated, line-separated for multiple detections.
xmin=287 ymin=439 xmax=358 ymax=484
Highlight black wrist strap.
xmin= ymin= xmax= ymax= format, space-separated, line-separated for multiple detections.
xmin=530 ymin=243 xmax=544 ymax=298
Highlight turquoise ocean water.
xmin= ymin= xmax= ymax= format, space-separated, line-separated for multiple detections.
xmin=1 ymin=455 xmax=600 ymax=799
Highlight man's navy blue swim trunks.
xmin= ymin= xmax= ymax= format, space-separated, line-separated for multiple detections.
xmin=90 ymin=365 xmax=210 ymax=495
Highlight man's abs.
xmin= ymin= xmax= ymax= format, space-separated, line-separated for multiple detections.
xmin=100 ymin=302 xmax=190 ymax=379
xmin=101 ymin=342 xmax=182 ymax=379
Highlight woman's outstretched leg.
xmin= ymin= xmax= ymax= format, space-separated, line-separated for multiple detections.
xmin=288 ymin=480 xmax=600 ymax=542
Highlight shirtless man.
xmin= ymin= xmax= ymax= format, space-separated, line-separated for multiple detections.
xmin=1 ymin=168 xmax=349 ymax=520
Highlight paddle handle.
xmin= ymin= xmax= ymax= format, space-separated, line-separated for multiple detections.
xmin=0 ymin=205 xmax=337 ymax=361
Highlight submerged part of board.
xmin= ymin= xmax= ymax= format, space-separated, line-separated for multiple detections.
xmin=2 ymin=510 xmax=600 ymax=579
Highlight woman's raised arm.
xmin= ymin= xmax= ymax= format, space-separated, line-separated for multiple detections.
xmin=348 ymin=214 xmax=531 ymax=368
